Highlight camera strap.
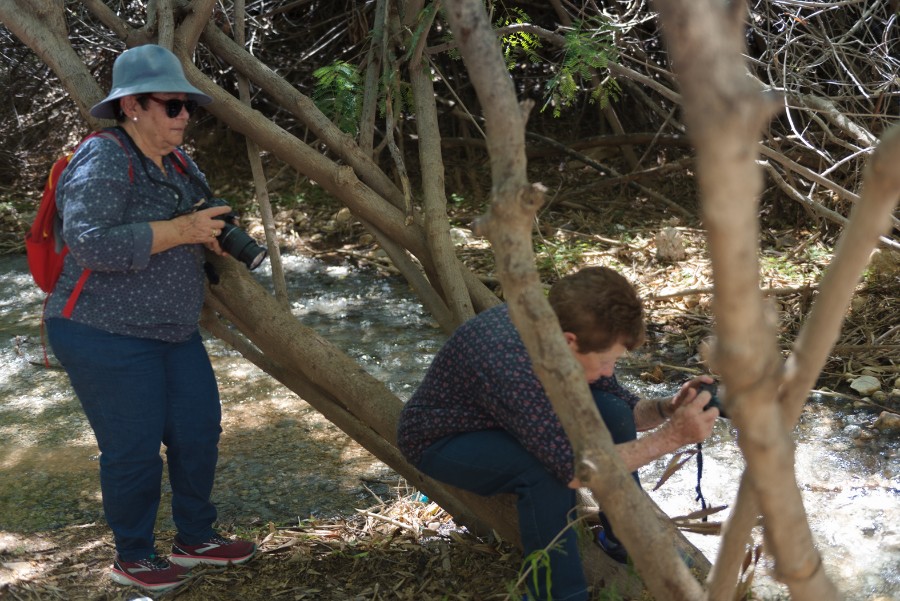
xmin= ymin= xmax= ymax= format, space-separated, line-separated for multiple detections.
xmin=114 ymin=127 xmax=211 ymax=210
xmin=695 ymin=442 xmax=710 ymax=521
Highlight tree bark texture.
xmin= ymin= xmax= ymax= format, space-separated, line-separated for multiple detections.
xmin=442 ymin=1 xmax=707 ymax=598
xmin=652 ymin=0 xmax=828 ymax=596
xmin=0 ymin=0 xmax=104 ymax=126
xmin=652 ymin=1 xmax=898 ymax=599
xmin=404 ymin=4 xmax=475 ymax=326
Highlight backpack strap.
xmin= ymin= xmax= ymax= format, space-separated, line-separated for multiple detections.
xmin=37 ymin=130 xmax=134 ymax=367
xmin=62 ymin=269 xmax=92 ymax=318
xmin=95 ymin=128 xmax=134 ymax=181
xmin=170 ymin=147 xmax=189 ymax=174
xmin=55 ymin=129 xmax=133 ymax=318
xmin=56 ymin=130 xmax=193 ymax=317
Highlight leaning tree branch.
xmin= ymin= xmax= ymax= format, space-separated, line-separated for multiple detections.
xmin=782 ymin=124 xmax=900 ymax=422
xmin=233 ymin=0 xmax=289 ymax=309
xmin=444 ymin=0 xmax=706 ymax=597
xmin=714 ymin=123 xmax=900 ymax=599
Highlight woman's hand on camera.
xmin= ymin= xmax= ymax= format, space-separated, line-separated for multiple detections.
xmin=671 ymin=375 xmax=715 ymax=410
xmin=666 ymin=383 xmax=718 ymax=446
xmin=187 ymin=205 xmax=232 ymax=243
xmin=150 ymin=204 xmax=233 ymax=255
xmin=182 ymin=205 xmax=232 ymax=254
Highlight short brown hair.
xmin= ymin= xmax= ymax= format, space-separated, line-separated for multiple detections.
xmin=548 ymin=267 xmax=645 ymax=352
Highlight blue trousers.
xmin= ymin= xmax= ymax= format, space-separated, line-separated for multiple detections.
xmin=46 ymin=318 xmax=222 ymax=561
xmin=415 ymin=388 xmax=640 ymax=600
xmin=418 ymin=430 xmax=589 ymax=601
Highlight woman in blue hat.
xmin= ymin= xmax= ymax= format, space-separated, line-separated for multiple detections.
xmin=45 ymin=44 xmax=255 ymax=592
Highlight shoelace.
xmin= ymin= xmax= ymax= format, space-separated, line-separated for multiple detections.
xmin=206 ymin=534 xmax=230 ymax=546
xmin=139 ymin=553 xmax=171 ymax=570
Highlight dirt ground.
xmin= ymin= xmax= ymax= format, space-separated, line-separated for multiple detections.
xmin=1 ymin=501 xmax=524 ymax=601
xmin=1 ymin=148 xmax=898 ymax=601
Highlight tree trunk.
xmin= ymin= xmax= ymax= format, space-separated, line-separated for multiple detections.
xmin=404 ymin=6 xmax=475 ymax=326
xmin=0 ymin=0 xmax=104 ymax=126
xmin=654 ymin=1 xmax=900 ymax=599
xmin=440 ymin=1 xmax=708 ymax=598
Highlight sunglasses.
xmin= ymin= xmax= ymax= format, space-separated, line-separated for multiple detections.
xmin=146 ymin=96 xmax=198 ymax=118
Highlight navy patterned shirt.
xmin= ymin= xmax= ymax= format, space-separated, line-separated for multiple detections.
xmin=397 ymin=304 xmax=640 ymax=483
xmin=45 ymin=128 xmax=211 ymax=342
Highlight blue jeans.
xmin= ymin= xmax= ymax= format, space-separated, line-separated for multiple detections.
xmin=418 ymin=430 xmax=589 ymax=601
xmin=46 ymin=318 xmax=222 ymax=561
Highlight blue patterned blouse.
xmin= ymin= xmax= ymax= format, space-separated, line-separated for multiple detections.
xmin=397 ymin=304 xmax=640 ymax=483
xmin=45 ymin=129 xmax=211 ymax=342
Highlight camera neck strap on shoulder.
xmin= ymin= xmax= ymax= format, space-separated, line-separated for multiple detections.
xmin=114 ymin=127 xmax=213 ymax=207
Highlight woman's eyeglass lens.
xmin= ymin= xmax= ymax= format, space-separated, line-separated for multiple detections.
xmin=147 ymin=96 xmax=198 ymax=118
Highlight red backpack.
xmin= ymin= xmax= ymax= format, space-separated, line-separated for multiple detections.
xmin=26 ymin=129 xmax=136 ymax=367
xmin=26 ymin=129 xmax=131 ymax=316
xmin=26 ymin=129 xmax=191 ymax=365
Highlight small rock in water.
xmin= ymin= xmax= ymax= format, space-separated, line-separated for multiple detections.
xmin=873 ymin=411 xmax=900 ymax=432
xmin=449 ymin=227 xmax=472 ymax=246
xmin=843 ymin=424 xmax=863 ymax=439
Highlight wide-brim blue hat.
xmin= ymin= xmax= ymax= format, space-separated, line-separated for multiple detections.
xmin=90 ymin=44 xmax=212 ymax=119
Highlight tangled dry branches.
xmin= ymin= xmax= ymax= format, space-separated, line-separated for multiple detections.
xmin=609 ymin=0 xmax=898 ymax=240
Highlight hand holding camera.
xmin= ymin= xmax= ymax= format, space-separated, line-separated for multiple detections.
xmin=188 ymin=198 xmax=268 ymax=270
xmin=698 ymin=381 xmax=728 ymax=419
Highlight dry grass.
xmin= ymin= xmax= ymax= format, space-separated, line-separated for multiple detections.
xmin=0 ymin=495 xmax=524 ymax=601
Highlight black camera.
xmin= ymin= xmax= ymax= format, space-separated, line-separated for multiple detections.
xmin=698 ymin=381 xmax=728 ymax=419
xmin=195 ymin=199 xmax=267 ymax=270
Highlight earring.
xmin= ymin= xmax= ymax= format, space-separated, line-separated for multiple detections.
xmin=132 ymin=116 xmax=138 ymax=122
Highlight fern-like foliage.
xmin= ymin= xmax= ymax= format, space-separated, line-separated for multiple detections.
xmin=496 ymin=6 xmax=542 ymax=69
xmin=312 ymin=61 xmax=362 ymax=134
xmin=543 ymin=17 xmax=621 ymax=117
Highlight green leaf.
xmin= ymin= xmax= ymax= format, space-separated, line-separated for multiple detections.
xmin=312 ymin=61 xmax=363 ymax=134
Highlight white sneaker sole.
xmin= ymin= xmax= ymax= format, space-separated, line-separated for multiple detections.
xmin=109 ymin=569 xmax=187 ymax=591
xmin=169 ymin=551 xmax=255 ymax=568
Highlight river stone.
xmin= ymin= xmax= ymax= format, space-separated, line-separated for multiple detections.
xmin=335 ymin=207 xmax=352 ymax=224
xmin=849 ymin=375 xmax=881 ymax=396
xmin=873 ymin=411 xmax=900 ymax=432
xmin=449 ymin=227 xmax=471 ymax=245
xmin=843 ymin=424 xmax=863 ymax=439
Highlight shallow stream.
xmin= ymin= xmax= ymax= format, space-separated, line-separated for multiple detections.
xmin=0 ymin=253 xmax=896 ymax=600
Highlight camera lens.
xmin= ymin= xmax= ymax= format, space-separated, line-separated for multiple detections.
xmin=218 ymin=223 xmax=268 ymax=270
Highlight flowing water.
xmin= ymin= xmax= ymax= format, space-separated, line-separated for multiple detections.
xmin=0 ymin=253 xmax=897 ymax=600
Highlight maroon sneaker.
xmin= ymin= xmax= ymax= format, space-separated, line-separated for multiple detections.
xmin=110 ymin=553 xmax=190 ymax=591
xmin=170 ymin=533 xmax=256 ymax=567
